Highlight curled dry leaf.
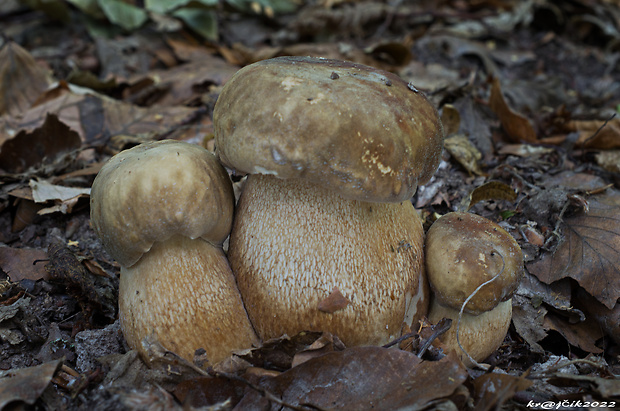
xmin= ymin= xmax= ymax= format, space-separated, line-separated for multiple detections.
xmin=572 ymin=117 xmax=620 ymax=150
xmin=462 ymin=180 xmax=517 ymax=211
xmin=489 ymin=77 xmax=538 ymax=143
xmin=444 ymin=134 xmax=484 ymax=176
xmin=0 ymin=82 xmax=198 ymax=148
xmin=0 ymin=41 xmax=54 ymax=117
xmin=0 ymin=113 xmax=81 ymax=175
xmin=527 ymin=191 xmax=620 ymax=309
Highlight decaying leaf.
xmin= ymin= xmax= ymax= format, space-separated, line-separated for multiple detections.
xmin=595 ymin=150 xmax=620 ymax=173
xmin=489 ymin=77 xmax=538 ymax=143
xmin=239 ymin=331 xmax=330 ymax=371
xmin=0 ymin=82 xmax=197 ymax=148
xmin=473 ymin=372 xmax=533 ymax=410
xmin=462 ymin=180 xmax=517 ymax=211
xmin=236 ymin=347 xmax=468 ymax=410
xmin=545 ymin=373 xmax=620 ymax=399
xmin=440 ymin=104 xmax=461 ymax=136
xmin=444 ymin=134 xmax=484 ymax=176
xmin=527 ymin=192 xmax=620 ymax=309
xmin=317 ymin=287 xmax=350 ymax=313
xmin=30 ymin=179 xmax=90 ymax=214
xmin=0 ymin=113 xmax=81 ymax=175
xmin=543 ymin=313 xmax=604 ymax=354
xmin=0 ymin=246 xmax=49 ymax=282
xmin=0 ymin=359 xmax=63 ymax=409
xmin=572 ymin=117 xmax=620 ymax=150
xmin=0 ymin=41 xmax=54 ymax=117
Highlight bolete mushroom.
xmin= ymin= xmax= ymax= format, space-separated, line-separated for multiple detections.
xmin=90 ymin=140 xmax=258 ymax=364
xmin=425 ymin=212 xmax=523 ymax=366
xmin=213 ymin=56 xmax=444 ymax=346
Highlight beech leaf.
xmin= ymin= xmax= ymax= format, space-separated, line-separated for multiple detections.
xmin=527 ymin=193 xmax=620 ymax=309
xmin=236 ymin=347 xmax=467 ymax=410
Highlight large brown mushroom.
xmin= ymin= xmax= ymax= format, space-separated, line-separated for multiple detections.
xmin=214 ymin=56 xmax=444 ymax=347
xmin=425 ymin=212 xmax=524 ymax=366
xmin=90 ymin=140 xmax=258 ymax=364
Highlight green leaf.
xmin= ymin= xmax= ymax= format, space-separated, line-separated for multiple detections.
xmin=97 ymin=0 xmax=148 ymax=31
xmin=173 ymin=8 xmax=217 ymax=40
xmin=66 ymin=0 xmax=105 ymax=19
xmin=145 ymin=0 xmax=191 ymax=14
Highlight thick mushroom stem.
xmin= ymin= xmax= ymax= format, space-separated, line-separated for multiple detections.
xmin=428 ymin=298 xmax=512 ymax=366
xmin=229 ymin=174 xmax=428 ymax=347
xmin=120 ymin=235 xmax=258 ymax=364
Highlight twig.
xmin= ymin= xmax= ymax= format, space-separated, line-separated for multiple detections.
xmin=579 ymin=113 xmax=616 ymax=150
xmin=528 ymin=358 xmax=619 ymax=379
xmin=455 ymin=251 xmax=506 ymax=370
xmin=418 ymin=318 xmax=453 ymax=358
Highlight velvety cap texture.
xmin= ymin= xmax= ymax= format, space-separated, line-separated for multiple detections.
xmin=90 ymin=140 xmax=234 ymax=267
xmin=214 ymin=56 xmax=444 ymax=203
xmin=425 ymin=212 xmax=523 ymax=315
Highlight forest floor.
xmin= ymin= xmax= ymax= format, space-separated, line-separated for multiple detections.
xmin=0 ymin=0 xmax=619 ymax=409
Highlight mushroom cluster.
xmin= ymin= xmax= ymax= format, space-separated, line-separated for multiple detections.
xmin=425 ymin=212 xmax=524 ymax=366
xmin=213 ymin=56 xmax=444 ymax=346
xmin=90 ymin=140 xmax=258 ymax=364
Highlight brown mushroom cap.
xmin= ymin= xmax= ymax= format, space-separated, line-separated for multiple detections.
xmin=425 ymin=212 xmax=523 ymax=315
xmin=90 ymin=140 xmax=258 ymax=364
xmin=214 ymin=56 xmax=444 ymax=203
xmin=90 ymin=140 xmax=234 ymax=267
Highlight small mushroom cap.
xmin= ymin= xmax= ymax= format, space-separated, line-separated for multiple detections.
xmin=425 ymin=212 xmax=523 ymax=315
xmin=90 ymin=140 xmax=234 ymax=267
xmin=214 ymin=56 xmax=444 ymax=203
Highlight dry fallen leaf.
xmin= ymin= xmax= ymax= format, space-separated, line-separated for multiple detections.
xmin=0 ymin=246 xmax=49 ymax=282
xmin=317 ymin=287 xmax=350 ymax=313
xmin=543 ymin=313 xmax=604 ymax=353
xmin=444 ymin=134 xmax=484 ymax=176
xmin=473 ymin=372 xmax=533 ymax=410
xmin=0 ymin=82 xmax=197 ymax=148
xmin=0 ymin=113 xmax=81 ymax=175
xmin=236 ymin=347 xmax=468 ymax=410
xmin=0 ymin=359 xmax=63 ymax=409
xmin=571 ymin=117 xmax=620 ymax=150
xmin=0 ymin=41 xmax=54 ymax=117
xmin=527 ymin=191 xmax=620 ymax=309
xmin=489 ymin=77 xmax=538 ymax=143
xmin=462 ymin=180 xmax=517 ymax=211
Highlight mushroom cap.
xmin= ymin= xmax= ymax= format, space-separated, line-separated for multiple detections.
xmin=425 ymin=212 xmax=523 ymax=315
xmin=90 ymin=140 xmax=234 ymax=267
xmin=214 ymin=56 xmax=444 ymax=203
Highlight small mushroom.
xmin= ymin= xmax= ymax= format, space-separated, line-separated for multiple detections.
xmin=214 ymin=56 xmax=444 ymax=346
xmin=90 ymin=140 xmax=258 ymax=364
xmin=425 ymin=212 xmax=523 ymax=366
